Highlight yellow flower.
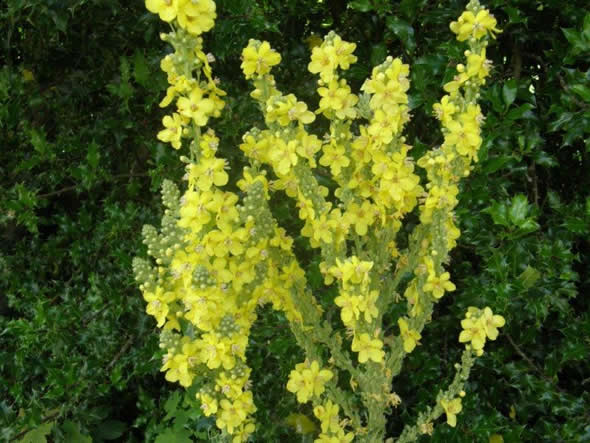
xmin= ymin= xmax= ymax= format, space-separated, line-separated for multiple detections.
xmin=197 ymin=392 xmax=218 ymax=416
xmin=286 ymin=365 xmax=310 ymax=403
xmin=190 ymin=157 xmax=228 ymax=191
xmin=334 ymin=291 xmax=362 ymax=325
xmin=216 ymin=391 xmax=256 ymax=435
xmin=466 ymin=49 xmax=491 ymax=80
xmin=319 ymin=143 xmax=350 ymax=177
xmin=440 ymin=397 xmax=462 ymax=427
xmin=287 ymin=99 xmax=316 ymax=125
xmin=286 ymin=360 xmax=333 ymax=403
xmin=358 ymin=290 xmax=379 ymax=323
xmin=351 ymin=333 xmax=384 ymax=363
xmin=312 ymin=214 xmax=335 ymax=244
xmin=313 ymin=400 xmax=340 ymax=433
xmin=177 ymin=87 xmax=215 ymax=127
xmin=241 ymin=40 xmax=281 ymax=79
xmin=459 ymin=316 xmax=486 ymax=350
xmin=143 ymin=286 xmax=170 ymax=327
xmin=162 ymin=353 xmax=193 ymax=387
xmin=345 ymin=201 xmax=375 ymax=236
xmin=423 ymin=271 xmax=456 ymax=299
xmin=296 ymin=132 xmax=322 ymax=167
xmin=305 ymin=34 xmax=323 ymax=51
xmin=368 ymin=108 xmax=400 ymax=144
xmin=270 ymin=138 xmax=298 ymax=175
xmin=318 ymin=79 xmax=347 ymax=112
xmin=433 ymin=95 xmax=457 ymax=127
xmin=145 ymin=0 xmax=177 ymax=22
xmin=233 ymin=421 xmax=256 ymax=442
xmin=157 ymin=113 xmax=184 ymax=149
xmin=398 ymin=317 xmax=422 ymax=353
xmin=308 ymin=45 xmax=337 ymax=81
xmin=177 ymin=0 xmax=216 ymax=36
xmin=481 ymin=307 xmax=505 ymax=340
xmin=331 ymin=34 xmax=357 ymax=70
xmin=450 ymin=9 xmax=501 ymax=42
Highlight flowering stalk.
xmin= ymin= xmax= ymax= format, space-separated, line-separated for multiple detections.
xmin=133 ymin=1 xmax=505 ymax=441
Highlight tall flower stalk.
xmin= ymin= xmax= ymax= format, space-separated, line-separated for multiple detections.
xmin=133 ymin=1 xmax=505 ymax=441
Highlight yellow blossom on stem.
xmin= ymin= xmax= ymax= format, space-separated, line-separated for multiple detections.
xmin=177 ymin=0 xmax=216 ymax=36
xmin=287 ymin=360 xmax=333 ymax=403
xmin=157 ymin=113 xmax=184 ymax=149
xmin=308 ymin=45 xmax=337 ymax=81
xmin=145 ymin=0 xmax=178 ymax=22
xmin=319 ymin=143 xmax=350 ymax=177
xmin=331 ymin=34 xmax=357 ymax=69
xmin=433 ymin=95 xmax=457 ymax=127
xmin=440 ymin=397 xmax=462 ymax=427
xmin=481 ymin=306 xmax=506 ymax=340
xmin=313 ymin=400 xmax=341 ymax=433
xmin=450 ymin=9 xmax=501 ymax=41
xmin=216 ymin=391 xmax=256 ymax=434
xmin=398 ymin=317 xmax=422 ymax=353
xmin=241 ymin=40 xmax=281 ymax=79
xmin=334 ymin=291 xmax=362 ymax=325
xmin=351 ymin=333 xmax=384 ymax=363
xmin=459 ymin=316 xmax=486 ymax=350
xmin=423 ymin=271 xmax=456 ymax=299
xmin=177 ymin=87 xmax=215 ymax=127
xmin=345 ymin=201 xmax=375 ymax=236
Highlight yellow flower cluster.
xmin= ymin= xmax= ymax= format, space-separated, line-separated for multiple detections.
xmin=326 ymin=257 xmax=383 ymax=363
xmin=155 ymin=32 xmax=225 ymax=150
xmin=459 ymin=306 xmax=505 ymax=356
xmin=138 ymin=2 xmax=323 ymax=441
xmin=237 ymin=34 xmax=423 ymax=370
xmin=137 ymin=0 xmax=506 ymax=440
xmin=397 ymin=0 xmax=498 ymax=355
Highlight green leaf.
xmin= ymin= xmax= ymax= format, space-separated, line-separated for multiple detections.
xmin=570 ymin=84 xmax=590 ymax=102
xmin=349 ymin=0 xmax=372 ymax=12
xmin=518 ymin=266 xmax=541 ymax=290
xmin=154 ymin=428 xmax=192 ymax=443
xmin=30 ymin=129 xmax=48 ymax=155
xmin=483 ymin=202 xmax=509 ymax=227
xmin=370 ymin=43 xmax=388 ymax=67
xmin=583 ymin=13 xmax=590 ymax=41
xmin=86 ymin=141 xmax=100 ymax=170
xmin=62 ymin=421 xmax=92 ymax=443
xmin=133 ymin=50 xmax=150 ymax=88
xmin=562 ymin=28 xmax=581 ymax=47
xmin=532 ymin=150 xmax=558 ymax=167
xmin=548 ymin=112 xmax=574 ymax=132
xmin=508 ymin=194 xmax=530 ymax=225
xmin=506 ymin=103 xmax=535 ymax=121
xmin=502 ymin=78 xmax=518 ymax=108
xmin=163 ymin=391 xmax=181 ymax=421
xmin=482 ymin=155 xmax=512 ymax=174
xmin=386 ymin=16 xmax=416 ymax=53
xmin=94 ymin=420 xmax=126 ymax=440
xmin=20 ymin=422 xmax=54 ymax=443
xmin=399 ymin=0 xmax=428 ymax=22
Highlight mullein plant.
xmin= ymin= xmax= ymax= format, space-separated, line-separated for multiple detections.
xmin=133 ymin=0 xmax=506 ymax=441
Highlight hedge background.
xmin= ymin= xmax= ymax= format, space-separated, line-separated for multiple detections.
xmin=1 ymin=0 xmax=588 ymax=441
